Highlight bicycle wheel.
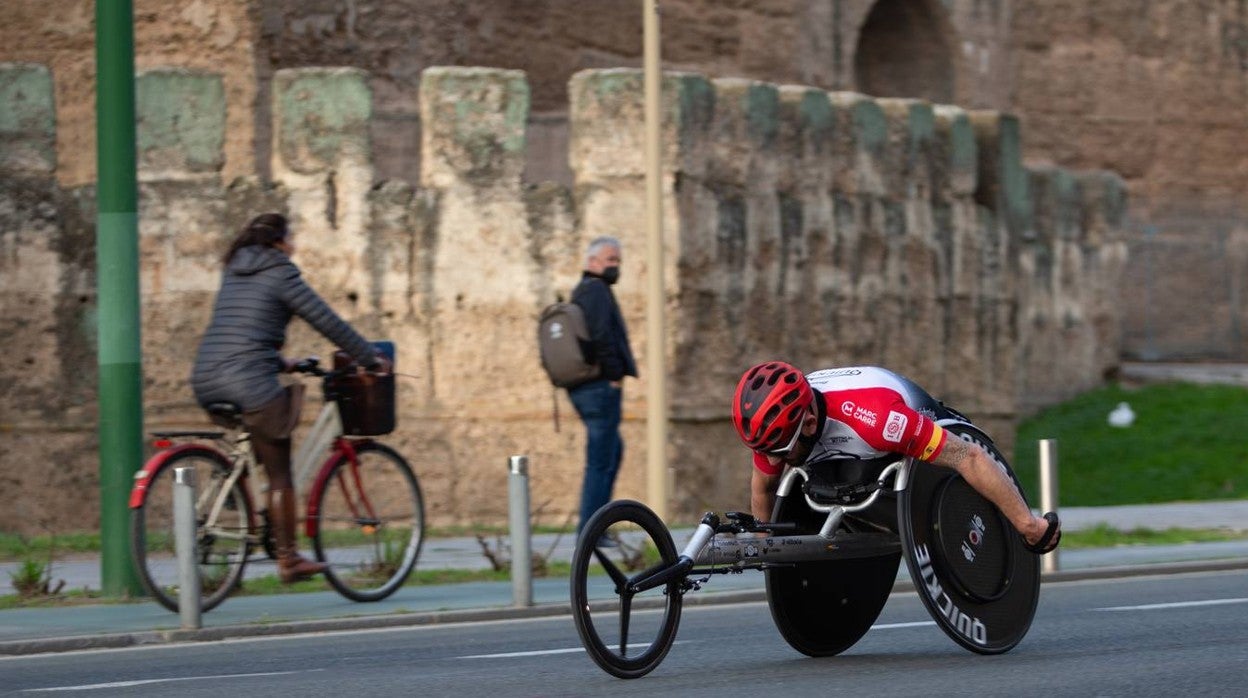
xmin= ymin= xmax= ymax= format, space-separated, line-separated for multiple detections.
xmin=570 ymin=500 xmax=682 ymax=680
xmin=310 ymin=440 xmax=425 ymax=601
xmin=130 ymin=447 xmax=252 ymax=613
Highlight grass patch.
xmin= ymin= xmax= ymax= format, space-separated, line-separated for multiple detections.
xmin=1061 ymin=524 xmax=1248 ymax=549
xmin=0 ymin=532 xmax=101 ymax=561
xmin=1014 ymin=382 xmax=1248 ymax=505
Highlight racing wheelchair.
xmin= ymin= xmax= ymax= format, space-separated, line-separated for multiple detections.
xmin=569 ymin=420 xmax=1041 ymax=679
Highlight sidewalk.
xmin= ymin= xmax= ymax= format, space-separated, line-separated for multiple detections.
xmin=0 ymin=501 xmax=1245 ymax=655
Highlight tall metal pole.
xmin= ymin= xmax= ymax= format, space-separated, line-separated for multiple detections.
xmin=96 ymin=0 xmax=145 ymax=596
xmin=642 ymin=0 xmax=669 ymax=520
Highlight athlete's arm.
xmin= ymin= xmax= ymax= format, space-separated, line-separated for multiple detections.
xmin=750 ymin=467 xmax=780 ymax=524
xmin=931 ymin=436 xmax=1050 ymax=545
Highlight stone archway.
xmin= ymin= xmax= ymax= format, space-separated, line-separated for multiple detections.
xmin=853 ymin=0 xmax=956 ymax=104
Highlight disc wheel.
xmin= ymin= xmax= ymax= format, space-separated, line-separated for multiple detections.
xmin=898 ymin=426 xmax=1041 ymax=654
xmin=570 ymin=500 xmax=683 ymax=679
xmin=765 ymin=488 xmax=901 ymax=657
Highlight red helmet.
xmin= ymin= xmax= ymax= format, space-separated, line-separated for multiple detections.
xmin=732 ymin=361 xmax=814 ymax=453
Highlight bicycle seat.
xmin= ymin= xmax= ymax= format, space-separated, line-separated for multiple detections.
xmin=206 ymin=402 xmax=242 ymax=419
xmin=204 ymin=402 xmax=244 ymax=429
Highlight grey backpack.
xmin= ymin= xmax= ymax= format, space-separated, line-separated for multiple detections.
xmin=538 ymin=301 xmax=600 ymax=388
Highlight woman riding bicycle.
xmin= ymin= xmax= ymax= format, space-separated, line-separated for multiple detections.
xmin=190 ymin=212 xmax=390 ymax=583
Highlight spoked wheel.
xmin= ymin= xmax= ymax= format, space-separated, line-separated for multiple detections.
xmin=310 ymin=441 xmax=425 ymax=602
xmin=130 ymin=447 xmax=252 ymax=613
xmin=570 ymin=500 xmax=683 ymax=680
xmin=898 ymin=426 xmax=1041 ymax=654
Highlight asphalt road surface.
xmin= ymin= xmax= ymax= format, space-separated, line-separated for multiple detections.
xmin=3 ymin=570 xmax=1246 ymax=696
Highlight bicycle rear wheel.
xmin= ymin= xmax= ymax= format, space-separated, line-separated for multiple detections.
xmin=310 ymin=441 xmax=425 ymax=601
xmin=130 ymin=447 xmax=252 ymax=612
xmin=570 ymin=500 xmax=682 ymax=680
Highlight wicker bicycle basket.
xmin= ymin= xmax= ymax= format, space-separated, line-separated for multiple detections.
xmin=325 ymin=350 xmax=396 ymax=436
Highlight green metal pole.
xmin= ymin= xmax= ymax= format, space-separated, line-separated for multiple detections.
xmin=95 ymin=0 xmax=144 ymax=596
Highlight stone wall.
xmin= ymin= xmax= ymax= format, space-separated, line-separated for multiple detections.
xmin=0 ymin=64 xmax=1126 ymax=535
xmin=4 ymin=0 xmax=1242 ymax=362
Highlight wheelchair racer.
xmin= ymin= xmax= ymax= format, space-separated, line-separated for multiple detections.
xmin=734 ymin=361 xmax=1061 ymax=554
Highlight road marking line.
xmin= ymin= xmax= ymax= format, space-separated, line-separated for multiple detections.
xmin=458 ymin=647 xmax=585 ymax=659
xmin=21 ymin=669 xmax=322 ymax=692
xmin=872 ymin=621 xmax=937 ymax=630
xmin=457 ymin=641 xmax=689 ymax=660
xmin=1094 ymin=597 xmax=1248 ymax=612
xmin=455 ymin=622 xmax=935 ymax=660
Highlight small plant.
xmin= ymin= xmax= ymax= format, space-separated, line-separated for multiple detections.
xmin=8 ymin=556 xmax=65 ymax=598
xmin=475 ymin=499 xmax=572 ymax=577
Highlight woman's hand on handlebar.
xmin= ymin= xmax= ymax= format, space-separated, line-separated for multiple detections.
xmin=369 ymin=353 xmax=393 ymax=375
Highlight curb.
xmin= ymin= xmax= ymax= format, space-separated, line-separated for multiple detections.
xmin=2 ymin=557 xmax=1245 ymax=657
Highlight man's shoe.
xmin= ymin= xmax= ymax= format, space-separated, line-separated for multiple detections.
xmin=595 ymin=535 xmax=618 ymax=549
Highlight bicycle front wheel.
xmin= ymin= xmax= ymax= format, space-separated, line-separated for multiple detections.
xmin=310 ymin=441 xmax=425 ymax=601
xmin=130 ymin=447 xmax=252 ymax=613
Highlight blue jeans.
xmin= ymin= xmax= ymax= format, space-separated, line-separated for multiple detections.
xmin=568 ymin=379 xmax=623 ymax=533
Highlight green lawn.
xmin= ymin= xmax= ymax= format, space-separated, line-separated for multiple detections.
xmin=1013 ymin=382 xmax=1248 ymax=506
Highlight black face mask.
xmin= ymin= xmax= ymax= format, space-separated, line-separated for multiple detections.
xmin=601 ymin=266 xmax=620 ymax=285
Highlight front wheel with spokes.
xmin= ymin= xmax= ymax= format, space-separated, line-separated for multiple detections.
xmin=130 ymin=446 xmax=252 ymax=613
xmin=309 ymin=440 xmax=425 ymax=601
xmin=570 ymin=500 xmax=683 ymax=680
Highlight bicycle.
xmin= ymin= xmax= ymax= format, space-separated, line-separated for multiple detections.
xmin=128 ymin=356 xmax=425 ymax=612
xmin=570 ymin=420 xmax=1042 ymax=679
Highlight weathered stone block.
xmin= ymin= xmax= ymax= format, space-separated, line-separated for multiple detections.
xmin=136 ymin=68 xmax=225 ymax=179
xmin=567 ymin=69 xmax=714 ymax=182
xmin=970 ymin=111 xmax=1033 ymax=241
xmin=420 ymin=67 xmax=529 ymax=190
xmin=273 ymin=68 xmax=372 ymax=176
xmin=821 ymin=92 xmax=886 ymax=196
xmin=932 ymin=104 xmax=978 ymax=198
xmin=0 ymin=63 xmax=55 ymax=175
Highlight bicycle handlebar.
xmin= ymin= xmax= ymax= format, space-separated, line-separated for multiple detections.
xmin=289 ymin=356 xmax=391 ymax=378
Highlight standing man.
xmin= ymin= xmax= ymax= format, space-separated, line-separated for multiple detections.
xmin=570 ymin=236 xmax=638 ymax=539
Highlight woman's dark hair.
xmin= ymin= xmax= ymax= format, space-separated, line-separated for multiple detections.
xmin=223 ymin=213 xmax=289 ymax=264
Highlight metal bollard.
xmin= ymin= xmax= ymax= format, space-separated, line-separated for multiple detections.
xmin=173 ymin=466 xmax=202 ymax=629
xmin=1038 ymin=439 xmax=1060 ymax=574
xmin=508 ymin=455 xmax=533 ymax=608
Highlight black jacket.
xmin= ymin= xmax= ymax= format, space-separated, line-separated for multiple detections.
xmin=191 ymin=245 xmax=378 ymax=411
xmin=571 ymin=272 xmax=637 ymax=382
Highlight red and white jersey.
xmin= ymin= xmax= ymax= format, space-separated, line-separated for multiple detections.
xmin=753 ymin=366 xmax=948 ymax=476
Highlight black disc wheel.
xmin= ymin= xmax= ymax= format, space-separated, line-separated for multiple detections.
xmin=130 ymin=447 xmax=251 ymax=613
xmin=898 ymin=426 xmax=1041 ymax=654
xmin=570 ymin=500 xmax=683 ymax=679
xmin=765 ymin=488 xmax=901 ymax=657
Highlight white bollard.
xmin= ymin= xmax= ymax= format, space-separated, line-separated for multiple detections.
xmin=508 ymin=455 xmax=533 ymax=608
xmin=173 ymin=466 xmax=202 ymax=629
xmin=1038 ymin=439 xmax=1060 ymax=574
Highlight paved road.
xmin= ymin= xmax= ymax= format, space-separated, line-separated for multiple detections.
xmin=3 ymin=570 xmax=1245 ymax=696
xmin=1 ymin=523 xmax=1245 ymax=654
